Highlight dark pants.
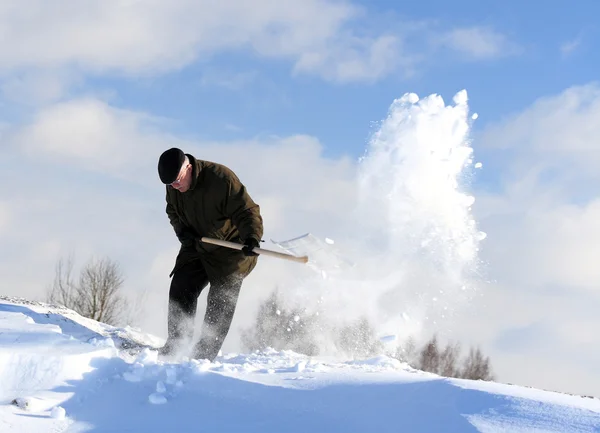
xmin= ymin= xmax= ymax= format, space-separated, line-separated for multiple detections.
xmin=166 ymin=260 xmax=243 ymax=361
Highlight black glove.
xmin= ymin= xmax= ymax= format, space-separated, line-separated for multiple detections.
xmin=177 ymin=230 xmax=197 ymax=248
xmin=241 ymin=237 xmax=260 ymax=256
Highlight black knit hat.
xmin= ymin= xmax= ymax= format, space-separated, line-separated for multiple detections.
xmin=158 ymin=148 xmax=185 ymax=184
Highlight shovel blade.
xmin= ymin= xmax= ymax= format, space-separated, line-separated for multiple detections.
xmin=270 ymin=233 xmax=353 ymax=276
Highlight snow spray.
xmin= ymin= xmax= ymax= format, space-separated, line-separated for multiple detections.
xmin=258 ymin=90 xmax=486 ymax=358
xmin=349 ymin=90 xmax=486 ymax=342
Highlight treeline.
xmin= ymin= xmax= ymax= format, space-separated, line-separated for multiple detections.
xmin=396 ymin=335 xmax=494 ymax=381
xmin=242 ymin=289 xmax=494 ymax=381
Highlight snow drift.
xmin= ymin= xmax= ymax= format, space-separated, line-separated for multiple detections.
xmin=1 ymin=296 xmax=598 ymax=433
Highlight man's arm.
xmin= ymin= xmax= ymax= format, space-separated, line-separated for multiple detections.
xmin=220 ymin=173 xmax=263 ymax=244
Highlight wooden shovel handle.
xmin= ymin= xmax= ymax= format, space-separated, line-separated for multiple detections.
xmin=200 ymin=237 xmax=309 ymax=264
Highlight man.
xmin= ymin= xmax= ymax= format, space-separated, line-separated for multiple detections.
xmin=157 ymin=147 xmax=263 ymax=361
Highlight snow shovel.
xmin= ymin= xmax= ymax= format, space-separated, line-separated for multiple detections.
xmin=200 ymin=237 xmax=309 ymax=264
xmin=270 ymin=233 xmax=354 ymax=276
xmin=202 ymin=233 xmax=354 ymax=275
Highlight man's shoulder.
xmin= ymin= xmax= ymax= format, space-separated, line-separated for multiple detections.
xmin=198 ymin=159 xmax=239 ymax=182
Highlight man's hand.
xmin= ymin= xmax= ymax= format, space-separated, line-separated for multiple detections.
xmin=241 ymin=237 xmax=260 ymax=256
xmin=177 ymin=230 xmax=197 ymax=248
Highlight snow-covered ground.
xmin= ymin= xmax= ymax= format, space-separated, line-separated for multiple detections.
xmin=1 ymin=297 xmax=598 ymax=433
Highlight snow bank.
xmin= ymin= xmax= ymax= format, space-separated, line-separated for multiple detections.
xmin=1 ymin=297 xmax=598 ymax=433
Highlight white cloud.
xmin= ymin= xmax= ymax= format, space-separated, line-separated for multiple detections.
xmin=10 ymin=97 xmax=358 ymax=220
xmin=478 ymin=83 xmax=600 ymax=200
xmin=11 ymin=98 xmax=172 ymax=176
xmin=481 ymin=84 xmax=600 ymax=153
xmin=446 ymin=285 xmax=600 ymax=396
xmin=462 ymin=82 xmax=600 ymax=396
xmin=475 ymin=193 xmax=600 ymax=294
xmin=0 ymin=202 xmax=11 ymax=237
xmin=292 ymin=34 xmax=408 ymax=83
xmin=440 ymin=26 xmax=520 ymax=60
xmin=494 ymin=351 xmax=598 ymax=397
xmin=0 ymin=69 xmax=80 ymax=105
xmin=0 ymin=0 xmax=407 ymax=83
xmin=0 ymin=1 xmax=523 ymax=91
xmin=525 ymin=201 xmax=600 ymax=292
xmin=560 ymin=35 xmax=583 ymax=57
xmin=199 ymin=70 xmax=258 ymax=90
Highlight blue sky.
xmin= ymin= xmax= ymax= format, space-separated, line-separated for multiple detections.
xmin=1 ymin=1 xmax=600 ymax=398
xmin=63 ymin=0 xmax=600 ymax=163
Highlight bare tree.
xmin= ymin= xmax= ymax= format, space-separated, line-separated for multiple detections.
xmin=76 ymin=256 xmax=125 ymax=324
xmin=461 ymin=346 xmax=495 ymax=381
xmin=439 ymin=341 xmax=461 ymax=377
xmin=418 ymin=334 xmax=440 ymax=373
xmin=48 ymin=254 xmax=77 ymax=309
xmin=407 ymin=334 xmax=494 ymax=381
xmin=47 ymin=254 xmax=127 ymax=326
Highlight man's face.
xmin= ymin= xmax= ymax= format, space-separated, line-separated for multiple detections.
xmin=170 ymin=162 xmax=192 ymax=192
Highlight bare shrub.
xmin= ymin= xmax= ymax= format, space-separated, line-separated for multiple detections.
xmin=47 ymin=254 xmax=128 ymax=326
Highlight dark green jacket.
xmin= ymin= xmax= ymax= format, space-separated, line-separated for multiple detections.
xmin=165 ymin=154 xmax=263 ymax=280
